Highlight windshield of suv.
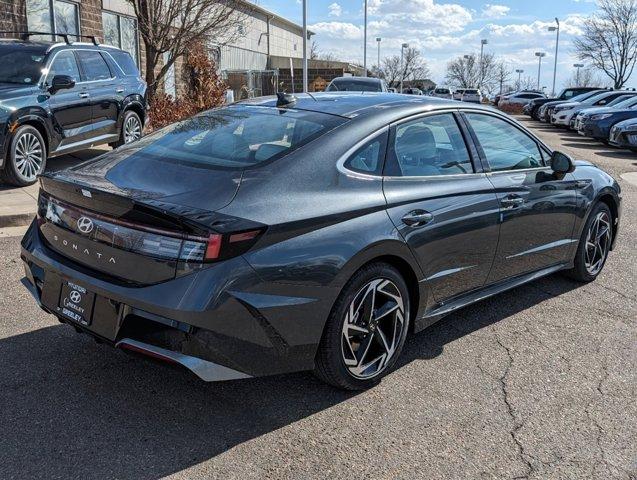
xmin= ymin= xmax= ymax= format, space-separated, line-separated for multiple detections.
xmin=326 ymin=79 xmax=381 ymax=92
xmin=116 ymin=106 xmax=346 ymax=169
xmin=606 ymin=95 xmax=636 ymax=107
xmin=0 ymin=45 xmax=47 ymax=85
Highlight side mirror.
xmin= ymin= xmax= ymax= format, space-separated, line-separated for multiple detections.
xmin=550 ymin=150 xmax=575 ymax=175
xmin=50 ymin=75 xmax=75 ymax=92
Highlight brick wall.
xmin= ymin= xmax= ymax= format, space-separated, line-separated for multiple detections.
xmin=0 ymin=0 xmax=26 ymax=32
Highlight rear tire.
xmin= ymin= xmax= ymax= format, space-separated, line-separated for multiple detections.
xmin=564 ymin=202 xmax=613 ymax=282
xmin=314 ymin=263 xmax=410 ymax=390
xmin=0 ymin=125 xmax=46 ymax=187
xmin=113 ymin=110 xmax=143 ymax=148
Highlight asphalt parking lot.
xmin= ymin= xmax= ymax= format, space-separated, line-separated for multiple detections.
xmin=0 ymin=116 xmax=635 ymax=480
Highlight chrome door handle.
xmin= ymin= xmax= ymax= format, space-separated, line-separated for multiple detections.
xmin=116 ymin=88 xmax=124 ymax=93
xmin=402 ymin=210 xmax=434 ymax=226
xmin=78 ymin=92 xmax=89 ymax=99
xmin=501 ymin=195 xmax=524 ymax=209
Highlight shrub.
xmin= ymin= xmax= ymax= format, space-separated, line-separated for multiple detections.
xmin=498 ymin=103 xmax=525 ymax=115
xmin=148 ymin=42 xmax=227 ymax=130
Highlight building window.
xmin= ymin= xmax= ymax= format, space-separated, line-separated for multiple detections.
xmin=163 ymin=51 xmax=176 ymax=98
xmin=102 ymin=11 xmax=139 ymax=66
xmin=26 ymin=0 xmax=80 ymax=41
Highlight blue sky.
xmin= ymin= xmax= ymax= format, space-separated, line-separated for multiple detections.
xmin=255 ymin=0 xmax=603 ymax=90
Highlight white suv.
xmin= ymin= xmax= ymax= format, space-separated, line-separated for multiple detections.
xmin=431 ymin=87 xmax=453 ymax=99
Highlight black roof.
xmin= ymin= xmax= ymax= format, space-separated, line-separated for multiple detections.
xmin=239 ymin=92 xmax=492 ymax=119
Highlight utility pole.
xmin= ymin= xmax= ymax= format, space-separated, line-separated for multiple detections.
xmin=535 ymin=52 xmax=546 ymax=91
xmin=479 ymin=39 xmax=488 ymax=88
xmin=574 ymin=63 xmax=584 ymax=86
xmin=302 ymin=0 xmax=308 ymax=92
xmin=515 ymin=69 xmax=524 ymax=89
xmin=548 ymin=18 xmax=560 ymax=96
xmin=363 ymin=0 xmax=367 ymax=76
xmin=376 ymin=37 xmax=381 ymax=76
xmin=400 ymin=43 xmax=408 ymax=93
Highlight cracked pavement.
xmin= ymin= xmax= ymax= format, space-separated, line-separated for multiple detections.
xmin=0 ymin=117 xmax=635 ymax=479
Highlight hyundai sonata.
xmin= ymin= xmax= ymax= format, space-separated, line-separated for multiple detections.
xmin=21 ymin=92 xmax=621 ymax=390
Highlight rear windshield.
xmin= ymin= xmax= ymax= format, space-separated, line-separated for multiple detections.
xmin=326 ymin=79 xmax=381 ymax=92
xmin=435 ymin=89 xmax=450 ymax=94
xmin=121 ymin=106 xmax=345 ymax=169
xmin=464 ymin=89 xmax=478 ymax=94
xmin=0 ymin=45 xmax=46 ymax=85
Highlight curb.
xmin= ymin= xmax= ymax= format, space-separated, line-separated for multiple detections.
xmin=0 ymin=212 xmax=36 ymax=229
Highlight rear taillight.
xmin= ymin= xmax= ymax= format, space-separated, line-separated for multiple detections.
xmin=202 ymin=229 xmax=264 ymax=262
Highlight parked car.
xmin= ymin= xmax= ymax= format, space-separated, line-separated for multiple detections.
xmin=577 ymin=100 xmax=637 ymax=142
xmin=573 ymin=94 xmax=637 ymax=134
xmin=538 ymin=89 xmax=605 ymax=123
xmin=499 ymin=91 xmax=546 ymax=107
xmin=431 ymin=87 xmax=453 ymax=99
xmin=523 ymin=87 xmax=601 ymax=119
xmin=325 ymin=76 xmax=388 ymax=92
xmin=0 ymin=35 xmax=147 ymax=186
xmin=551 ymin=90 xmax=633 ymax=128
xmin=460 ymin=88 xmax=482 ymax=103
xmin=403 ymin=87 xmax=423 ymax=95
xmin=453 ymin=89 xmax=465 ymax=101
xmin=21 ymin=92 xmax=621 ymax=390
xmin=609 ymin=117 xmax=637 ymax=151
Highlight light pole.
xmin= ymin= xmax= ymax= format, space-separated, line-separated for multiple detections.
xmin=479 ymin=39 xmax=488 ymax=88
xmin=363 ymin=0 xmax=368 ymax=76
xmin=548 ymin=18 xmax=560 ymax=96
xmin=535 ymin=52 xmax=546 ymax=90
xmin=515 ymin=69 xmax=524 ymax=88
xmin=376 ymin=37 xmax=381 ymax=75
xmin=574 ymin=63 xmax=584 ymax=86
xmin=302 ymin=0 xmax=308 ymax=92
xmin=400 ymin=43 xmax=409 ymax=93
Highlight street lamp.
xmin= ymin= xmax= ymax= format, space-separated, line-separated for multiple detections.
xmin=574 ymin=63 xmax=585 ymax=86
xmin=400 ymin=43 xmax=409 ymax=93
xmin=479 ymin=39 xmax=488 ymax=88
xmin=376 ymin=37 xmax=381 ymax=75
xmin=363 ymin=0 xmax=368 ymax=77
xmin=535 ymin=52 xmax=546 ymax=90
xmin=302 ymin=0 xmax=308 ymax=92
xmin=515 ymin=69 xmax=524 ymax=87
xmin=548 ymin=18 xmax=560 ymax=96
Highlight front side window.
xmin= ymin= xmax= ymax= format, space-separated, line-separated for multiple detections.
xmin=465 ymin=113 xmax=544 ymax=171
xmin=0 ymin=45 xmax=46 ymax=85
xmin=102 ymin=11 xmax=139 ymax=65
xmin=387 ymin=113 xmax=473 ymax=177
xmin=111 ymin=106 xmax=345 ymax=170
xmin=76 ymin=50 xmax=112 ymax=81
xmin=26 ymin=0 xmax=79 ymax=41
xmin=47 ymin=50 xmax=80 ymax=82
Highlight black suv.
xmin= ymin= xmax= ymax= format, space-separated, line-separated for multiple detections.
xmin=0 ymin=34 xmax=147 ymax=186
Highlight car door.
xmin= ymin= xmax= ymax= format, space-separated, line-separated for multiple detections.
xmin=383 ymin=111 xmax=501 ymax=303
xmin=46 ymin=50 xmax=93 ymax=149
xmin=75 ymin=50 xmax=120 ymax=141
xmin=462 ymin=112 xmax=578 ymax=284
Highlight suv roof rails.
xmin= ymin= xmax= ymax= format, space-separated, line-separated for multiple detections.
xmin=0 ymin=31 xmax=99 ymax=45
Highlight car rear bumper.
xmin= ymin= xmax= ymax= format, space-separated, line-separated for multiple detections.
xmin=20 ymin=220 xmax=336 ymax=381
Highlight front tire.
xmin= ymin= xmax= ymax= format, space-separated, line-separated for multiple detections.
xmin=0 ymin=125 xmax=46 ymax=187
xmin=314 ymin=263 xmax=410 ymax=390
xmin=564 ymin=202 xmax=613 ymax=282
xmin=113 ymin=110 xmax=143 ymax=148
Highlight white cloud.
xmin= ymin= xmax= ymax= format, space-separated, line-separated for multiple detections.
xmin=328 ymin=2 xmax=342 ymax=17
xmin=482 ymin=4 xmax=510 ymax=19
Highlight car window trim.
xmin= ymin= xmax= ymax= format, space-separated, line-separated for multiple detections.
xmin=41 ymin=48 xmax=117 ymax=87
xmin=383 ymin=109 xmax=482 ymax=178
xmin=458 ymin=109 xmax=553 ymax=172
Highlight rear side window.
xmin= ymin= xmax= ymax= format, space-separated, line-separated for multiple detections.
xmin=76 ymin=50 xmax=112 ymax=81
xmin=108 ymin=50 xmax=139 ymax=76
xmin=386 ymin=113 xmax=473 ymax=177
xmin=344 ymin=134 xmax=387 ymax=175
xmin=465 ymin=113 xmax=544 ymax=171
xmin=120 ymin=106 xmax=345 ymax=169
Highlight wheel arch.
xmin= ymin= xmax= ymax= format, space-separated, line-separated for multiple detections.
xmin=121 ymin=97 xmax=146 ymax=127
xmin=596 ymin=190 xmax=620 ymax=249
xmin=2 ymin=112 xmax=52 ymax=167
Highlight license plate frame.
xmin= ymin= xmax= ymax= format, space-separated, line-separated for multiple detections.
xmin=58 ymin=280 xmax=95 ymax=326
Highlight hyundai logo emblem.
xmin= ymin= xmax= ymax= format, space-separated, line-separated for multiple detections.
xmin=77 ymin=216 xmax=94 ymax=234
xmin=69 ymin=290 xmax=82 ymax=303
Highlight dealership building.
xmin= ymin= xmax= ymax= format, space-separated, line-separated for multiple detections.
xmin=1 ymin=0 xmax=360 ymax=98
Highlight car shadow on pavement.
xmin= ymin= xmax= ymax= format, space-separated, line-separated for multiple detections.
xmin=0 ymin=274 xmax=581 ymax=479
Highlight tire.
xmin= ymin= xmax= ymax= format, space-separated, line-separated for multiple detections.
xmin=564 ymin=202 xmax=613 ymax=282
xmin=314 ymin=262 xmax=411 ymax=390
xmin=113 ymin=110 xmax=143 ymax=148
xmin=0 ymin=125 xmax=46 ymax=187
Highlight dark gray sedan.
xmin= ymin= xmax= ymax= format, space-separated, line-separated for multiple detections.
xmin=21 ymin=93 xmax=621 ymax=390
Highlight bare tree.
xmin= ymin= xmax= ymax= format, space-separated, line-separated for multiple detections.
xmin=446 ymin=53 xmax=503 ymax=93
xmin=126 ymin=0 xmax=249 ymax=99
xmin=310 ymin=40 xmax=319 ymax=60
xmin=495 ymin=62 xmax=511 ymax=95
xmin=381 ymin=48 xmax=430 ymax=88
xmin=574 ymin=0 xmax=637 ymax=88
